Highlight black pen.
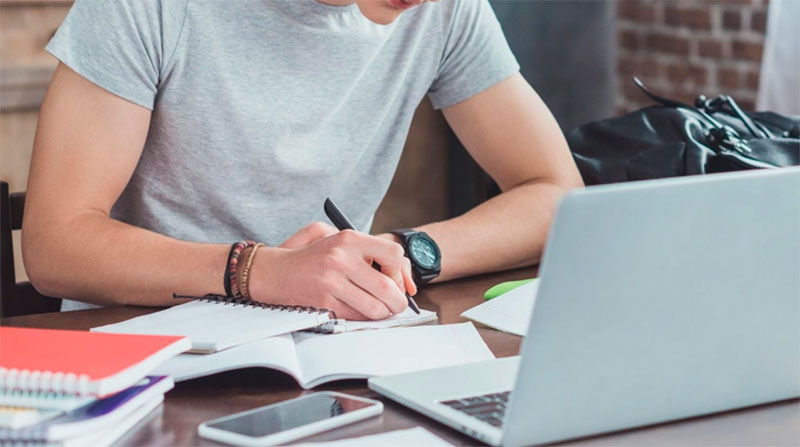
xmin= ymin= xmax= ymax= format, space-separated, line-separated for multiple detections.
xmin=324 ymin=198 xmax=421 ymax=315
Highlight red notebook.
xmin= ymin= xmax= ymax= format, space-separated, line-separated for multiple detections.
xmin=0 ymin=327 xmax=190 ymax=397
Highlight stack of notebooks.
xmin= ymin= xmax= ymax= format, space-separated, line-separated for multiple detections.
xmin=0 ymin=327 xmax=190 ymax=446
xmin=91 ymin=296 xmax=496 ymax=389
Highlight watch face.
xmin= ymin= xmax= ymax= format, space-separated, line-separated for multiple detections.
xmin=409 ymin=236 xmax=439 ymax=269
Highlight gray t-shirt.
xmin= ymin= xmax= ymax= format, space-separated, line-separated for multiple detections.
xmin=47 ymin=0 xmax=519 ymax=311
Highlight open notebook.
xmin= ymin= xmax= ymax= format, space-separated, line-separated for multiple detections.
xmin=153 ymin=323 xmax=494 ymax=389
xmin=92 ymin=297 xmax=437 ymax=353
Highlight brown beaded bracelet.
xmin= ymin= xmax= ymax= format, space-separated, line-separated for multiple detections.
xmin=239 ymin=243 xmax=265 ymax=300
xmin=226 ymin=240 xmax=256 ymax=298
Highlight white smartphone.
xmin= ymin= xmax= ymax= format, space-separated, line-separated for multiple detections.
xmin=197 ymin=391 xmax=383 ymax=446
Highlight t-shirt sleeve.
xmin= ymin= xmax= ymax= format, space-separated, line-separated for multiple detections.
xmin=428 ymin=0 xmax=520 ymax=110
xmin=45 ymin=0 xmax=187 ymax=110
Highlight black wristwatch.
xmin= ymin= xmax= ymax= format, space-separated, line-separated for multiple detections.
xmin=390 ymin=229 xmax=441 ymax=284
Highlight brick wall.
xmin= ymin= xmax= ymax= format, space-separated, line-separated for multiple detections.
xmin=616 ymin=0 xmax=768 ymax=114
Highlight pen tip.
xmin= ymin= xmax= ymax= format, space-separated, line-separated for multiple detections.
xmin=406 ymin=293 xmax=421 ymax=314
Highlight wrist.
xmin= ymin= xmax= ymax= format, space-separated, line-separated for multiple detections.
xmin=245 ymin=245 xmax=288 ymax=304
xmin=377 ymin=232 xmax=401 ymax=244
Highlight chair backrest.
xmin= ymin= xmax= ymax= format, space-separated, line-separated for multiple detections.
xmin=1 ymin=181 xmax=61 ymax=317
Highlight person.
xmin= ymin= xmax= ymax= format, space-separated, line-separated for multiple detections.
xmin=22 ymin=0 xmax=583 ymax=320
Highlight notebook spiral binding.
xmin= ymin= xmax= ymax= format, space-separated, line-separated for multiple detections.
xmin=172 ymin=294 xmax=338 ymax=320
xmin=0 ymin=369 xmax=91 ymax=396
xmin=0 ymin=387 xmax=93 ymax=411
xmin=0 ymin=424 xmax=47 ymax=443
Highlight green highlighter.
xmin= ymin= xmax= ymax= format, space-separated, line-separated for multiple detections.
xmin=483 ymin=278 xmax=536 ymax=300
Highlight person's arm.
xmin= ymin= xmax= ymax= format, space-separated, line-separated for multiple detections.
xmin=23 ymin=63 xmax=231 ymax=306
xmin=384 ymin=73 xmax=584 ymax=281
xmin=23 ymin=63 xmax=410 ymax=320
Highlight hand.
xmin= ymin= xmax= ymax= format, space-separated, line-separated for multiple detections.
xmin=278 ymin=222 xmax=338 ymax=249
xmin=377 ymin=233 xmax=417 ymax=296
xmin=248 ymin=226 xmax=415 ymax=320
xmin=281 ymin=223 xmax=415 ymax=296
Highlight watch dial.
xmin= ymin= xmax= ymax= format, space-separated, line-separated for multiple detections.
xmin=410 ymin=237 xmax=438 ymax=269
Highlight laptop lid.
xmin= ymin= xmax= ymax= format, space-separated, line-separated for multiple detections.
xmin=503 ymin=167 xmax=800 ymax=445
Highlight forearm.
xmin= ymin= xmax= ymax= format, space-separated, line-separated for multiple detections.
xmin=426 ymin=73 xmax=585 ymax=281
xmin=23 ymin=211 xmax=229 ymax=307
xmin=416 ymin=180 xmax=570 ymax=282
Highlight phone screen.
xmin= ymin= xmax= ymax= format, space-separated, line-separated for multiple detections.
xmin=205 ymin=394 xmax=375 ymax=438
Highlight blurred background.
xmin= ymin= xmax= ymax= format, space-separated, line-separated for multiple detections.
xmin=0 ymin=0 xmax=793 ymax=281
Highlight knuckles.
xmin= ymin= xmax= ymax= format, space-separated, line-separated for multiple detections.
xmin=389 ymin=243 xmax=405 ymax=260
xmin=322 ymin=246 xmax=349 ymax=270
xmin=307 ymin=221 xmax=334 ymax=239
xmin=359 ymin=299 xmax=391 ymax=320
xmin=333 ymin=229 xmax=359 ymax=245
xmin=376 ymin=275 xmax=397 ymax=298
xmin=376 ymin=276 xmax=407 ymax=314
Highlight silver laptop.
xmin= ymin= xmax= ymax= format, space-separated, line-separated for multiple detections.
xmin=369 ymin=167 xmax=800 ymax=446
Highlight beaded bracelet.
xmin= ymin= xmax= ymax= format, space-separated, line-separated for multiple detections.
xmin=239 ymin=243 xmax=265 ymax=300
xmin=225 ymin=240 xmax=256 ymax=298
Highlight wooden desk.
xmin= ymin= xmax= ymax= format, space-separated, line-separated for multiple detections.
xmin=3 ymin=268 xmax=798 ymax=446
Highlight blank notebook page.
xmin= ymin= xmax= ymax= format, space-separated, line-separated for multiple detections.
xmin=294 ymin=322 xmax=494 ymax=386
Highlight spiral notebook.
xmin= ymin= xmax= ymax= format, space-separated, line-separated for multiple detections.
xmin=91 ymin=297 xmax=335 ymax=354
xmin=0 ymin=327 xmax=189 ymax=398
xmin=0 ymin=391 xmax=94 ymax=413
xmin=0 ymin=406 xmax=61 ymax=430
xmin=0 ymin=375 xmax=172 ymax=442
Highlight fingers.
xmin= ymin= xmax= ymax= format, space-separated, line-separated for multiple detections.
xmin=375 ymin=233 xmax=417 ymax=296
xmin=279 ymin=222 xmax=338 ymax=249
xmin=401 ymin=256 xmax=418 ymax=296
xmin=322 ymin=231 xmax=411 ymax=318
xmin=318 ymin=270 xmax=395 ymax=321
xmin=333 ymin=280 xmax=394 ymax=320
xmin=324 ymin=297 xmax=368 ymax=321
xmin=347 ymin=261 xmax=408 ymax=315
xmin=334 ymin=231 xmax=409 ymax=293
xmin=379 ymin=262 xmax=406 ymax=296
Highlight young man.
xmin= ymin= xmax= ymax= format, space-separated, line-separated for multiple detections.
xmin=22 ymin=0 xmax=583 ymax=320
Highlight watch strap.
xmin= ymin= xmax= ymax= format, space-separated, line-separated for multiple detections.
xmin=389 ymin=228 xmax=417 ymax=238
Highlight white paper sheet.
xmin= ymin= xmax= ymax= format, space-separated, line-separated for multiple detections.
xmin=461 ymin=278 xmax=540 ymax=336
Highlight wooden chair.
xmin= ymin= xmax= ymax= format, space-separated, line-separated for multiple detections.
xmin=1 ymin=181 xmax=61 ymax=317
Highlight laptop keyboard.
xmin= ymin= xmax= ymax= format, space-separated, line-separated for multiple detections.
xmin=439 ymin=391 xmax=510 ymax=428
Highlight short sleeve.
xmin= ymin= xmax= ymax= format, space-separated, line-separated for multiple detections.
xmin=46 ymin=0 xmax=187 ymax=110
xmin=428 ymin=0 xmax=520 ymax=110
